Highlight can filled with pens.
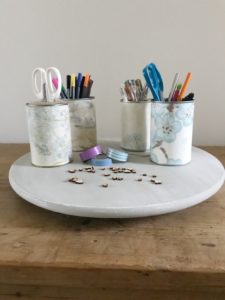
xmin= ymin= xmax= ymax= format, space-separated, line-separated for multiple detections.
xmin=120 ymin=100 xmax=151 ymax=152
xmin=26 ymin=100 xmax=72 ymax=167
xmin=68 ymin=97 xmax=97 ymax=151
xmin=150 ymin=101 xmax=195 ymax=165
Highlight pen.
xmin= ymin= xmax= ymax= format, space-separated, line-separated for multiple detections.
xmin=168 ymin=73 xmax=179 ymax=102
xmin=135 ymin=79 xmax=143 ymax=100
xmin=124 ymin=83 xmax=133 ymax=101
xmin=178 ymin=72 xmax=192 ymax=100
xmin=141 ymin=84 xmax=148 ymax=100
xmin=87 ymin=79 xmax=93 ymax=98
xmin=172 ymin=83 xmax=182 ymax=101
xmin=67 ymin=75 xmax=71 ymax=99
xmin=120 ymin=86 xmax=128 ymax=102
xmin=61 ymin=84 xmax=68 ymax=99
xmin=75 ymin=76 xmax=78 ymax=98
xmin=183 ymin=92 xmax=194 ymax=101
xmin=126 ymin=81 xmax=136 ymax=101
xmin=135 ymin=79 xmax=142 ymax=91
xmin=71 ymin=74 xmax=76 ymax=99
xmin=125 ymin=80 xmax=136 ymax=101
xmin=81 ymin=74 xmax=90 ymax=98
xmin=77 ymin=73 xmax=82 ymax=99
xmin=79 ymin=76 xmax=85 ymax=98
xmin=130 ymin=80 xmax=138 ymax=101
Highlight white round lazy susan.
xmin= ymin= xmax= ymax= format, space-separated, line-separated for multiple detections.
xmin=9 ymin=147 xmax=224 ymax=218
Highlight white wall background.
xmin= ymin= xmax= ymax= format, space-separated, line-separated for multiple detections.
xmin=0 ymin=0 xmax=224 ymax=145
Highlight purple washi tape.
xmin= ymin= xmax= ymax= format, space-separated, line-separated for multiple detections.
xmin=79 ymin=145 xmax=103 ymax=162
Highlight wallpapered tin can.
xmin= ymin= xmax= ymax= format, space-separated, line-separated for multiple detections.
xmin=68 ymin=98 xmax=97 ymax=151
xmin=26 ymin=100 xmax=72 ymax=167
xmin=150 ymin=101 xmax=194 ymax=165
xmin=121 ymin=100 xmax=151 ymax=152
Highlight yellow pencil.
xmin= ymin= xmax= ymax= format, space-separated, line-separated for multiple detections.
xmin=178 ymin=72 xmax=192 ymax=101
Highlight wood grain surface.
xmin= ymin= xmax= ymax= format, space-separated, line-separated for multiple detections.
xmin=0 ymin=144 xmax=225 ymax=299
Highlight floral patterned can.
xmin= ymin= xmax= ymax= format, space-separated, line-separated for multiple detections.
xmin=150 ymin=101 xmax=194 ymax=165
xmin=68 ymin=98 xmax=97 ymax=151
xmin=26 ymin=100 xmax=72 ymax=167
xmin=121 ymin=100 xmax=151 ymax=152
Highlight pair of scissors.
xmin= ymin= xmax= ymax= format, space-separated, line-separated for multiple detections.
xmin=32 ymin=67 xmax=62 ymax=101
xmin=143 ymin=63 xmax=164 ymax=101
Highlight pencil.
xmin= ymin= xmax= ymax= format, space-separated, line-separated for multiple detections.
xmin=178 ymin=72 xmax=192 ymax=101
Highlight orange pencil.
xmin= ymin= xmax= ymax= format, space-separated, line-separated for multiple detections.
xmin=178 ymin=72 xmax=192 ymax=101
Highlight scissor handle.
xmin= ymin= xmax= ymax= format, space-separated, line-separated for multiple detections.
xmin=46 ymin=67 xmax=62 ymax=100
xmin=151 ymin=63 xmax=164 ymax=93
xmin=143 ymin=66 xmax=160 ymax=100
xmin=32 ymin=67 xmax=62 ymax=101
xmin=32 ymin=67 xmax=47 ymax=100
xmin=143 ymin=64 xmax=164 ymax=101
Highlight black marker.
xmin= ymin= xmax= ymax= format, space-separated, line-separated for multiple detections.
xmin=81 ymin=74 xmax=90 ymax=98
xmin=87 ymin=79 xmax=93 ymax=98
xmin=67 ymin=75 xmax=71 ymax=99
xmin=183 ymin=92 xmax=194 ymax=101
xmin=79 ymin=76 xmax=85 ymax=98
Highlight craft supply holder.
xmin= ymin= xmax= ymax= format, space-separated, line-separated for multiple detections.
xmin=120 ymin=100 xmax=151 ymax=152
xmin=150 ymin=101 xmax=194 ymax=165
xmin=26 ymin=100 xmax=72 ymax=167
xmin=68 ymin=98 xmax=97 ymax=151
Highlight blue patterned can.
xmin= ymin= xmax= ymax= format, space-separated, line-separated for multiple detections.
xmin=26 ymin=100 xmax=72 ymax=167
xmin=150 ymin=101 xmax=194 ymax=165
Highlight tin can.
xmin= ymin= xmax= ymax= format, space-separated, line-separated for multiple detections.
xmin=26 ymin=100 xmax=72 ymax=167
xmin=150 ymin=101 xmax=195 ymax=165
xmin=121 ymin=100 xmax=151 ymax=152
xmin=68 ymin=98 xmax=97 ymax=151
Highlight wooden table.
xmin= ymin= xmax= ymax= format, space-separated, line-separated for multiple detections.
xmin=0 ymin=144 xmax=225 ymax=300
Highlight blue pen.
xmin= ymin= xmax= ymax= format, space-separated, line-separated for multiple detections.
xmin=77 ymin=73 xmax=82 ymax=99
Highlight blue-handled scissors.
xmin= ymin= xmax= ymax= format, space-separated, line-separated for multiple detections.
xmin=143 ymin=63 xmax=164 ymax=101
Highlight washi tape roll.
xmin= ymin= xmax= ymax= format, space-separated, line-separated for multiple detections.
xmin=106 ymin=147 xmax=128 ymax=162
xmin=79 ymin=145 xmax=103 ymax=162
xmin=90 ymin=158 xmax=112 ymax=167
